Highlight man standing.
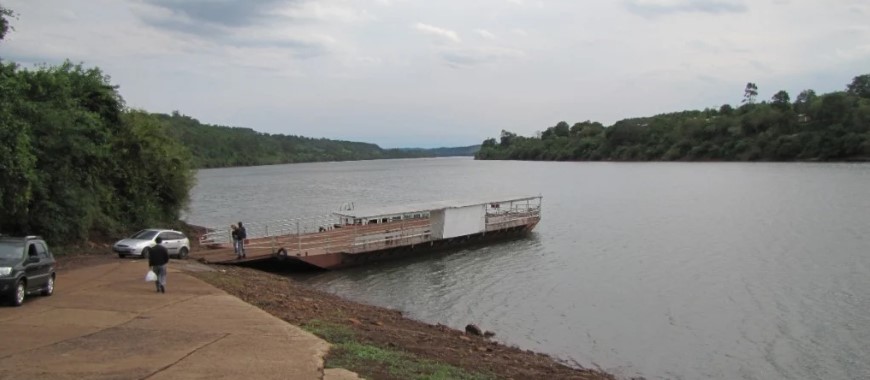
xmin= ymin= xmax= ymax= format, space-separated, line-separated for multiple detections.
xmin=236 ymin=221 xmax=247 ymax=258
xmin=231 ymin=224 xmax=239 ymax=255
xmin=149 ymin=237 xmax=170 ymax=293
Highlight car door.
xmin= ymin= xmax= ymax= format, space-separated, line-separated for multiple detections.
xmin=24 ymin=243 xmax=45 ymax=290
xmin=36 ymin=241 xmax=54 ymax=280
xmin=171 ymin=232 xmax=188 ymax=253
xmin=158 ymin=232 xmax=178 ymax=255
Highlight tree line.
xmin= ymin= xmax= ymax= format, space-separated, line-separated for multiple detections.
xmin=155 ymin=112 xmax=438 ymax=168
xmin=0 ymin=60 xmax=196 ymax=243
xmin=476 ymin=75 xmax=870 ymax=161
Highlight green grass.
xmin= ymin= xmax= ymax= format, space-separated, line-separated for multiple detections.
xmin=303 ymin=319 xmax=356 ymax=343
xmin=302 ymin=320 xmax=492 ymax=380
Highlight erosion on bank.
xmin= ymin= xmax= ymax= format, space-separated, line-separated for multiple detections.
xmin=191 ymin=265 xmax=613 ymax=380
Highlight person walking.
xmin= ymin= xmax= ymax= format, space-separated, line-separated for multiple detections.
xmin=236 ymin=221 xmax=247 ymax=258
xmin=148 ymin=237 xmax=170 ymax=293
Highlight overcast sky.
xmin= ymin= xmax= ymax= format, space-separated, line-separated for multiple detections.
xmin=2 ymin=0 xmax=868 ymax=148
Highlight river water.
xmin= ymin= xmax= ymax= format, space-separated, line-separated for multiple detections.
xmin=185 ymin=158 xmax=870 ymax=380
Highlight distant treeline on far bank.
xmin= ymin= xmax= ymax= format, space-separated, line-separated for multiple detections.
xmin=476 ymin=74 xmax=870 ymax=162
xmin=157 ymin=112 xmax=480 ymax=168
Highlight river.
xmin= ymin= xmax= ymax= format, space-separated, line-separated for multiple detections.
xmin=184 ymin=157 xmax=870 ymax=380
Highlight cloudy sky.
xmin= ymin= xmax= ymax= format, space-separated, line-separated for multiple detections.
xmin=2 ymin=0 xmax=868 ymax=148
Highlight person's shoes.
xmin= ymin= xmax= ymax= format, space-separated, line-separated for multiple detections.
xmin=160 ymin=285 xmax=165 ymax=293
xmin=242 ymin=254 xmax=246 ymax=258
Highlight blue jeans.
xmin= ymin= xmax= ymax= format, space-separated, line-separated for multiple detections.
xmin=235 ymin=239 xmax=245 ymax=256
xmin=151 ymin=264 xmax=167 ymax=289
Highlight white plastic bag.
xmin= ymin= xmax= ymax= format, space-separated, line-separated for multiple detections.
xmin=145 ymin=270 xmax=157 ymax=282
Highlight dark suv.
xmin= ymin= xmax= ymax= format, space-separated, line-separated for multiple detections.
xmin=0 ymin=236 xmax=56 ymax=307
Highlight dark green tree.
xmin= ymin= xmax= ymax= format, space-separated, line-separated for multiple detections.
xmin=0 ymin=6 xmax=14 ymax=41
xmin=0 ymin=62 xmax=36 ymax=223
xmin=743 ymin=82 xmax=758 ymax=104
xmin=771 ymin=90 xmax=791 ymax=111
xmin=846 ymin=74 xmax=870 ymax=98
xmin=794 ymin=89 xmax=817 ymax=115
xmin=0 ymin=61 xmax=196 ymax=243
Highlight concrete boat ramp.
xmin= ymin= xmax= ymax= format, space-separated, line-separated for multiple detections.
xmin=0 ymin=259 xmax=361 ymax=379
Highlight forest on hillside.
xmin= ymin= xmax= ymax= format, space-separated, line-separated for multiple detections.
xmin=154 ymin=112 xmax=432 ymax=168
xmin=0 ymin=59 xmax=196 ymax=243
xmin=399 ymin=145 xmax=480 ymax=157
xmin=476 ymin=76 xmax=870 ymax=162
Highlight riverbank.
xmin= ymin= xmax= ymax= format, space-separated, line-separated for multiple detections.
xmin=54 ymin=251 xmax=612 ymax=380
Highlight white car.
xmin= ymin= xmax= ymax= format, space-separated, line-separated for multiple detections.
xmin=113 ymin=229 xmax=190 ymax=259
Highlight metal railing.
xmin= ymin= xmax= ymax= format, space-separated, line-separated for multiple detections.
xmin=199 ymin=216 xmax=434 ymax=257
xmin=198 ymin=196 xmax=542 ymax=259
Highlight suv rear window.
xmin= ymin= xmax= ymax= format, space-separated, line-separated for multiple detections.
xmin=0 ymin=241 xmax=24 ymax=260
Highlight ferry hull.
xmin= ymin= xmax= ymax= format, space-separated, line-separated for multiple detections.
xmin=285 ymin=222 xmax=537 ymax=270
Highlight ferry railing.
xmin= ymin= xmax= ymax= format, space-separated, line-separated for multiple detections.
xmin=198 ymin=214 xmax=335 ymax=247
xmin=346 ymin=224 xmax=432 ymax=254
xmin=199 ymin=201 xmax=544 ymax=258
xmin=484 ymin=198 xmax=541 ymax=230
xmin=199 ymin=215 xmax=435 ymax=258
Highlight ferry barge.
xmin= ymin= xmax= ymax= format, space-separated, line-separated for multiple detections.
xmin=195 ymin=195 xmax=542 ymax=269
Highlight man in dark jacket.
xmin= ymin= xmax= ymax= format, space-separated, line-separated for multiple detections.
xmin=148 ymin=237 xmax=170 ymax=293
xmin=236 ymin=221 xmax=247 ymax=258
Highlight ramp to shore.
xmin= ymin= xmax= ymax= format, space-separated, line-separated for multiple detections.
xmin=0 ymin=259 xmax=358 ymax=380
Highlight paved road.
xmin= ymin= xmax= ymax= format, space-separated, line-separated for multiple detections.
xmin=0 ymin=259 xmax=360 ymax=380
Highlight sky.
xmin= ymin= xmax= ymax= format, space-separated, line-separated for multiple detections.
xmin=1 ymin=0 xmax=868 ymax=148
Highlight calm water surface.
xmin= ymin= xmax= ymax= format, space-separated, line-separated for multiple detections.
xmin=185 ymin=158 xmax=870 ymax=380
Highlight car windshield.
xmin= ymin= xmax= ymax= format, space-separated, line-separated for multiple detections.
xmin=0 ymin=241 xmax=24 ymax=260
xmin=129 ymin=230 xmax=158 ymax=240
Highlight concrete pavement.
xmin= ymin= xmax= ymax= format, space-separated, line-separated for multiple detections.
xmin=0 ymin=259 xmax=360 ymax=379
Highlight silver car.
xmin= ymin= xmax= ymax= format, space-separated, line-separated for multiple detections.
xmin=113 ymin=229 xmax=190 ymax=259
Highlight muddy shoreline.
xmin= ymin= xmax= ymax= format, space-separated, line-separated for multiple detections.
xmin=55 ymin=249 xmax=613 ymax=379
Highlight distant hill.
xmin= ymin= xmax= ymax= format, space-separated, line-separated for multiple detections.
xmin=477 ymin=74 xmax=870 ymax=162
xmin=399 ymin=145 xmax=481 ymax=157
xmin=154 ymin=112 xmax=431 ymax=168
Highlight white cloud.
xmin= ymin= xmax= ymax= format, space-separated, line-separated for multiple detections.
xmin=414 ymin=22 xmax=461 ymax=43
xmin=476 ymin=29 xmax=496 ymax=39
xmin=441 ymin=46 xmax=525 ymax=67
xmin=272 ymin=2 xmax=375 ymax=24
xmin=625 ymin=0 xmax=748 ymax=17
xmin=511 ymin=28 xmax=529 ymax=37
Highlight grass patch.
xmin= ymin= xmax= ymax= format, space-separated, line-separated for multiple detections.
xmin=303 ymin=319 xmax=356 ymax=343
xmin=303 ymin=320 xmax=491 ymax=380
xmin=330 ymin=341 xmax=492 ymax=380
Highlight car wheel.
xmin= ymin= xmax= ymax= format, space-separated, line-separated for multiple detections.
xmin=177 ymin=247 xmax=189 ymax=259
xmin=10 ymin=280 xmax=25 ymax=307
xmin=118 ymin=253 xmax=126 ymax=258
xmin=141 ymin=247 xmax=150 ymax=259
xmin=42 ymin=274 xmax=55 ymax=296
